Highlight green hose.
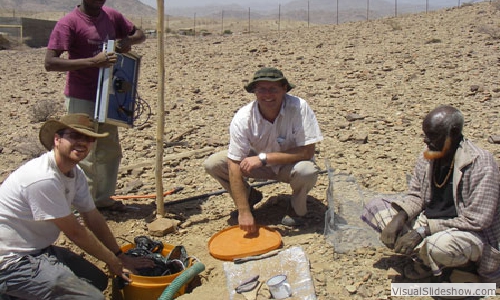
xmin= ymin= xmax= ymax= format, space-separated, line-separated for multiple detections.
xmin=157 ymin=262 xmax=205 ymax=300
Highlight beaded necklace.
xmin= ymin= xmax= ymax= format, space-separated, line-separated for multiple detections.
xmin=433 ymin=159 xmax=454 ymax=188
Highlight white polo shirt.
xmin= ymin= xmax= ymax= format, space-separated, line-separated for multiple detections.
xmin=228 ymin=94 xmax=323 ymax=172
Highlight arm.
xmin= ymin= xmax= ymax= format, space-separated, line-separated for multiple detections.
xmin=79 ymin=209 xmax=121 ymax=256
xmin=50 ymin=212 xmax=128 ymax=281
xmin=381 ymin=154 xmax=427 ymax=249
xmin=228 ymin=158 xmax=257 ymax=233
xmin=239 ymin=144 xmax=316 ymax=174
xmin=116 ymin=27 xmax=146 ymax=53
xmin=44 ymin=49 xmax=117 ymax=72
xmin=266 ymin=144 xmax=315 ymax=165
xmin=79 ymin=209 xmax=154 ymax=274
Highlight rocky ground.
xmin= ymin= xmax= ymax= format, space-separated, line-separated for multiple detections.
xmin=1 ymin=2 xmax=500 ymax=299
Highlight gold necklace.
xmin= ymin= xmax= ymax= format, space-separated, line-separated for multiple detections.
xmin=433 ymin=159 xmax=454 ymax=188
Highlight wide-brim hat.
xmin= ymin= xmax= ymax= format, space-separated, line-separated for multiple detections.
xmin=244 ymin=67 xmax=296 ymax=93
xmin=39 ymin=113 xmax=108 ymax=150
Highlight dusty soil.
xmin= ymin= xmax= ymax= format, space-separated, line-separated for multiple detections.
xmin=1 ymin=2 xmax=499 ymax=299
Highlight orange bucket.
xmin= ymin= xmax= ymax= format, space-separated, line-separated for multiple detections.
xmin=114 ymin=243 xmax=191 ymax=300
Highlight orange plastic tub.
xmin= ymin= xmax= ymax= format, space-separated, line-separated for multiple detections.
xmin=114 ymin=243 xmax=191 ymax=300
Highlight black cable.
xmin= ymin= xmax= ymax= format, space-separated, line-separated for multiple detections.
xmin=133 ymin=92 xmax=152 ymax=127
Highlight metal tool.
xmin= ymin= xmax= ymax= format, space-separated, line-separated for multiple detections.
xmin=233 ymin=249 xmax=282 ymax=264
xmin=235 ymin=275 xmax=260 ymax=293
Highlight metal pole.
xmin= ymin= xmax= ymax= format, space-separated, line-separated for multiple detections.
xmin=308 ymin=1 xmax=310 ymax=28
xmin=336 ymin=0 xmax=339 ymax=25
xmin=155 ymin=0 xmax=165 ymax=217
xmin=367 ymin=0 xmax=369 ymax=21
xmin=248 ymin=7 xmax=251 ymax=33
xmin=278 ymin=4 xmax=281 ymax=37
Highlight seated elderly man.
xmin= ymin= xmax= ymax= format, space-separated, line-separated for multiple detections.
xmin=362 ymin=105 xmax=500 ymax=283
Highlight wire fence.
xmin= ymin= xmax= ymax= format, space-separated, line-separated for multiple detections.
xmin=0 ymin=0 xmax=496 ymax=39
xmin=153 ymin=0 xmax=496 ymax=36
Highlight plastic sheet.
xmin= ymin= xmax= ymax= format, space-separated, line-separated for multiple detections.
xmin=223 ymin=246 xmax=316 ymax=300
xmin=323 ymin=165 xmax=390 ymax=253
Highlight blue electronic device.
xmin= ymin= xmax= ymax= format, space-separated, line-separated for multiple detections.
xmin=95 ymin=40 xmax=141 ymax=128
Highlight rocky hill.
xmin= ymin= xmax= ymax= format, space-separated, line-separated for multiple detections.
xmin=0 ymin=0 xmax=156 ymax=18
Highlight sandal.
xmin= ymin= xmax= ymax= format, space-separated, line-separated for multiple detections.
xmin=404 ymin=262 xmax=432 ymax=280
xmin=98 ymin=200 xmax=127 ymax=212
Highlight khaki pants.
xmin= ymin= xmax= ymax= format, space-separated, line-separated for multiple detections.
xmin=203 ymin=150 xmax=319 ymax=216
xmin=66 ymin=97 xmax=122 ymax=207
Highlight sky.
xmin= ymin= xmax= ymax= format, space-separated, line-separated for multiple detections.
xmin=140 ymin=0 xmax=281 ymax=9
xmin=139 ymin=0 xmax=476 ymax=9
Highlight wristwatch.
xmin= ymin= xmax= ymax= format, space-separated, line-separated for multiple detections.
xmin=258 ymin=153 xmax=267 ymax=166
xmin=415 ymin=227 xmax=426 ymax=239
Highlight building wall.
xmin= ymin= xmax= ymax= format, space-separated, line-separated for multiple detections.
xmin=0 ymin=17 xmax=56 ymax=48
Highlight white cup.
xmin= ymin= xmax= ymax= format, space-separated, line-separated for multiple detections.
xmin=266 ymin=274 xmax=292 ymax=299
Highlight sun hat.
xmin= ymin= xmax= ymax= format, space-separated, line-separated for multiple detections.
xmin=244 ymin=67 xmax=296 ymax=93
xmin=39 ymin=113 xmax=109 ymax=150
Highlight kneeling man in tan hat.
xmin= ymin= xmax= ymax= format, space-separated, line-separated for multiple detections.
xmin=204 ymin=67 xmax=323 ymax=233
xmin=0 ymin=114 xmax=152 ymax=299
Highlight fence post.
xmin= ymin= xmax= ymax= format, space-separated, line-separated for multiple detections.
xmin=278 ymin=4 xmax=281 ymax=37
xmin=248 ymin=7 xmax=250 ymax=34
xmin=367 ymin=0 xmax=369 ymax=21
xmin=308 ymin=1 xmax=310 ymax=28
xmin=336 ymin=0 xmax=339 ymax=25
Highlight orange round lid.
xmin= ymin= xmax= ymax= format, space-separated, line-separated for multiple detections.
xmin=208 ymin=225 xmax=282 ymax=261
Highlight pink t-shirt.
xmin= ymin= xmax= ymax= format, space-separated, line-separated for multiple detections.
xmin=47 ymin=6 xmax=135 ymax=101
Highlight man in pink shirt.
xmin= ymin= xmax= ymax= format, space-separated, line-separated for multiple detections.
xmin=45 ymin=0 xmax=145 ymax=211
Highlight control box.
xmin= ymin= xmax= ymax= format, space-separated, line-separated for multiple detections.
xmin=95 ymin=40 xmax=141 ymax=128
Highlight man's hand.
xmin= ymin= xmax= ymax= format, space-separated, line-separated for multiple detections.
xmin=239 ymin=156 xmax=262 ymax=176
xmin=106 ymin=257 xmax=132 ymax=283
xmin=118 ymin=253 xmax=155 ymax=275
xmin=238 ymin=210 xmax=257 ymax=233
xmin=94 ymin=51 xmax=117 ymax=68
xmin=381 ymin=210 xmax=408 ymax=249
xmin=394 ymin=230 xmax=423 ymax=255
xmin=116 ymin=38 xmax=132 ymax=53
xmin=108 ymin=253 xmax=156 ymax=283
